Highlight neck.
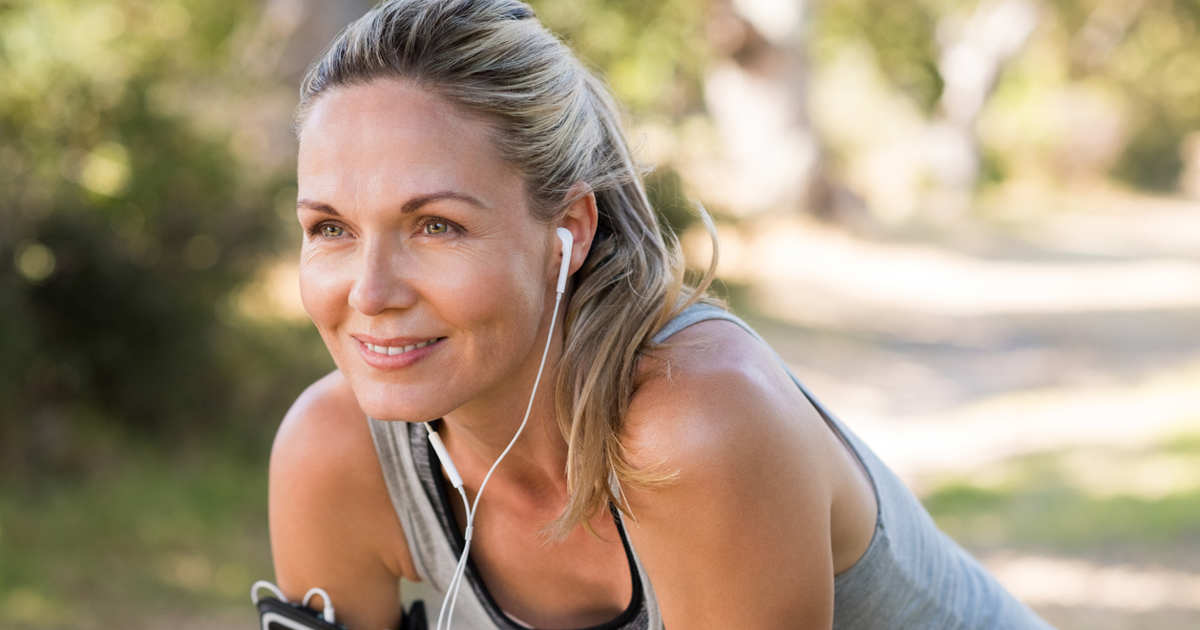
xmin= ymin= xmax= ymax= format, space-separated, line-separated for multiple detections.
xmin=435 ymin=296 xmax=570 ymax=497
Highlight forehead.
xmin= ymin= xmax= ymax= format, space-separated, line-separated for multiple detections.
xmin=296 ymin=79 xmax=524 ymax=210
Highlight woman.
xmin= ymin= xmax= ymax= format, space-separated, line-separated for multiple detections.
xmin=269 ymin=1 xmax=1054 ymax=628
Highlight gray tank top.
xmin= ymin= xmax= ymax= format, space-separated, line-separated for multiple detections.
xmin=367 ymin=303 xmax=1055 ymax=629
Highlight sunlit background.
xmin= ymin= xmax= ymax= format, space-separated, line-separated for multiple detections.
xmin=2 ymin=1 xmax=1198 ymax=628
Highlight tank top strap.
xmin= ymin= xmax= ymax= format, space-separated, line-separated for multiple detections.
xmin=649 ymin=302 xmax=754 ymax=344
xmin=650 ymin=303 xmax=835 ymax=425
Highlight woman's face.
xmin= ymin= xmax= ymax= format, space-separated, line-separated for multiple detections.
xmin=296 ymin=79 xmax=560 ymax=422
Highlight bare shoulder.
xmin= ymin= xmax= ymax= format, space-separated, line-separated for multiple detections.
xmin=626 ymin=318 xmax=835 ymax=480
xmin=621 ymin=318 xmax=837 ymax=627
xmin=273 ymin=369 xmax=380 ymax=484
xmin=269 ymin=370 xmax=414 ymax=630
xmin=275 ymin=369 xmax=363 ymax=457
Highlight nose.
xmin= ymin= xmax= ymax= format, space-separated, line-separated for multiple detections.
xmin=348 ymin=239 xmax=418 ymax=316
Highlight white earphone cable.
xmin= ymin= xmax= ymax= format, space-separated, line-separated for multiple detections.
xmin=434 ymin=288 xmax=566 ymax=630
xmin=436 ymin=488 xmax=472 ymax=630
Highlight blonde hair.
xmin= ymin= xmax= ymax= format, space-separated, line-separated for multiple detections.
xmin=296 ymin=0 xmax=719 ymax=536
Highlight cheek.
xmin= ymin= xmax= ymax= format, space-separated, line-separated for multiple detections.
xmin=298 ymin=255 xmax=350 ymax=328
xmin=450 ymin=251 xmax=539 ymax=311
xmin=427 ymin=249 xmax=544 ymax=347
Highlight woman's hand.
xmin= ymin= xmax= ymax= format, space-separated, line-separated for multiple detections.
xmin=622 ymin=321 xmax=837 ymax=629
xmin=269 ymin=371 xmax=417 ymax=630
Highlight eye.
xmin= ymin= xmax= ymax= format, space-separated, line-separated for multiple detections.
xmin=308 ymin=222 xmax=346 ymax=239
xmin=422 ymin=219 xmax=455 ymax=235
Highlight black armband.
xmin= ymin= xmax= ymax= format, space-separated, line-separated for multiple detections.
xmin=251 ymin=580 xmax=427 ymax=630
xmin=256 ymin=595 xmax=348 ymax=630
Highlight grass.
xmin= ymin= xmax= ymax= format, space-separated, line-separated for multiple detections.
xmin=0 ymin=318 xmax=329 ymax=629
xmin=0 ymin=440 xmax=274 ymax=630
xmin=922 ymin=425 xmax=1200 ymax=554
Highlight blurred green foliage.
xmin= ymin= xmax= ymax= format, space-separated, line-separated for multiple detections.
xmin=530 ymin=0 xmax=709 ymax=117
xmin=1045 ymin=0 xmax=1200 ymax=191
xmin=0 ymin=0 xmax=329 ymax=482
xmin=812 ymin=0 xmax=949 ymax=114
xmin=812 ymin=0 xmax=1200 ymax=193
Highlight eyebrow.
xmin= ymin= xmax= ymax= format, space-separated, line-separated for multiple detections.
xmin=295 ymin=191 xmax=488 ymax=217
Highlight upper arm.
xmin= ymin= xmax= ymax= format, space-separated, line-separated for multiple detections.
xmin=622 ymin=323 xmax=836 ymax=629
xmin=269 ymin=370 xmax=416 ymax=630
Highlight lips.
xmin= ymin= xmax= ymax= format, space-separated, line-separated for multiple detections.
xmin=353 ymin=334 xmax=446 ymax=370
xmin=361 ymin=337 xmax=441 ymax=356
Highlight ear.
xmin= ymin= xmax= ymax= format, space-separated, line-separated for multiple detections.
xmin=556 ymin=181 xmax=599 ymax=280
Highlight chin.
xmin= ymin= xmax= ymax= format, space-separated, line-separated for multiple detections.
xmin=351 ymin=379 xmax=458 ymax=423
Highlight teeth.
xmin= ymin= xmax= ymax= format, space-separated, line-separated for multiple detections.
xmin=365 ymin=338 xmax=439 ymax=356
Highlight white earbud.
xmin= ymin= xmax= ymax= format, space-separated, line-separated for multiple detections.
xmin=426 ymin=225 xmax=575 ymax=630
xmin=555 ymin=227 xmax=573 ymax=294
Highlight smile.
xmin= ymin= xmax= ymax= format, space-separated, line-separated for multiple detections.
xmin=362 ymin=338 xmax=442 ymax=356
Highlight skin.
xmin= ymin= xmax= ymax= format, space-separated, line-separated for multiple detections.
xmin=270 ymin=77 xmax=879 ymax=630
